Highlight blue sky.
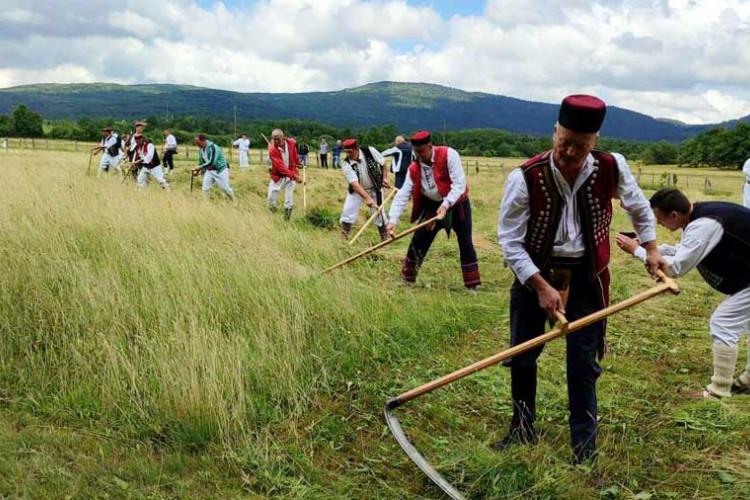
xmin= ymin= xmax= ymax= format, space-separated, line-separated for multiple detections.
xmin=195 ymin=0 xmax=485 ymax=18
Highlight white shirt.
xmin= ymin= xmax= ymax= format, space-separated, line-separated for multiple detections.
xmin=633 ymin=217 xmax=723 ymax=279
xmin=498 ymin=152 xmax=656 ymax=284
xmin=744 ymin=159 xmax=750 ymax=182
xmin=319 ymin=141 xmax=329 ymax=154
xmin=381 ymin=146 xmax=403 ymax=173
xmin=101 ymin=133 xmax=119 ymax=151
xmin=341 ymin=147 xmax=385 ymax=191
xmin=136 ymin=142 xmax=155 ymax=165
xmin=389 ymin=147 xmax=466 ymax=225
xmin=165 ymin=134 xmax=177 ymax=150
xmin=743 ymin=158 xmax=750 ymax=208
xmin=280 ymin=143 xmax=289 ymax=168
xmin=233 ymin=138 xmax=250 ymax=151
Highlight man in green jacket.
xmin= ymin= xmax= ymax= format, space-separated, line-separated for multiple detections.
xmin=192 ymin=134 xmax=235 ymax=200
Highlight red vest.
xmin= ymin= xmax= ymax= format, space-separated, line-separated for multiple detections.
xmin=268 ymin=138 xmax=300 ymax=182
xmin=521 ymin=150 xmax=619 ymax=305
xmin=407 ymin=146 xmax=469 ymax=222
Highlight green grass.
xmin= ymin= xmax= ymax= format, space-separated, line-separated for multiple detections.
xmin=0 ymin=148 xmax=748 ymax=498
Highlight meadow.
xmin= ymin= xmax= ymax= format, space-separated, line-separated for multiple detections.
xmin=0 ymin=144 xmax=748 ymax=499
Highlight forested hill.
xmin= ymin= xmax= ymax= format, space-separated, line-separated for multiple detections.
xmin=0 ymin=81 xmax=735 ymax=142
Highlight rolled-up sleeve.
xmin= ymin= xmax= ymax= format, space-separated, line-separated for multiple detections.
xmin=498 ymin=169 xmax=539 ymax=284
xmin=614 ymin=153 xmax=657 ymax=244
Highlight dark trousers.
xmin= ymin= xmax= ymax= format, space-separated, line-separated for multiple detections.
xmin=320 ymin=153 xmax=328 ymax=168
xmin=163 ymin=150 xmax=176 ymax=171
xmin=506 ymin=260 xmax=604 ymax=458
xmin=394 ymin=170 xmax=407 ymax=189
xmin=401 ymin=198 xmax=480 ymax=288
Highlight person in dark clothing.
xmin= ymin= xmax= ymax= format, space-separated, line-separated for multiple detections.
xmin=382 ymin=135 xmax=413 ymax=189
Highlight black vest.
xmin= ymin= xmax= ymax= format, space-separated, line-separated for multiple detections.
xmin=689 ymin=202 xmax=750 ymax=294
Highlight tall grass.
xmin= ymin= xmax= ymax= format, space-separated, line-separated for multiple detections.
xmin=1 ymin=148 xmax=748 ymax=498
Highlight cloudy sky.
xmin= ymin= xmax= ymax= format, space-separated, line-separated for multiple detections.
xmin=1 ymin=0 xmax=749 ymax=124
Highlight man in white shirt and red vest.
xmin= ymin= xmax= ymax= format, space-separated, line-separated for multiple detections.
xmin=497 ymin=95 xmax=664 ymax=464
xmin=339 ymin=138 xmax=391 ymax=241
xmin=617 ymin=188 xmax=750 ymax=399
xmin=267 ymin=129 xmax=301 ymax=221
xmin=132 ymin=133 xmax=169 ymax=190
xmin=387 ymin=131 xmax=480 ymax=290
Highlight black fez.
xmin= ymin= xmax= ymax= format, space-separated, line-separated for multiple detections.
xmin=411 ymin=131 xmax=431 ymax=146
xmin=558 ymin=95 xmax=606 ymax=134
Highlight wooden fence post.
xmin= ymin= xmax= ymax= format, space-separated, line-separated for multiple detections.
xmin=703 ymin=175 xmax=712 ymax=193
xmin=475 ymin=160 xmax=479 ymax=173
xmin=32 ymin=138 xmax=35 ymax=149
xmin=636 ymin=167 xmax=642 ymax=186
xmin=75 ymin=140 xmax=79 ymax=151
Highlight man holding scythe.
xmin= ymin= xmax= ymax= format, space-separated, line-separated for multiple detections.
xmin=497 ymin=95 xmax=665 ymax=464
xmin=387 ymin=131 xmax=481 ymax=290
xmin=267 ymin=129 xmax=301 ymax=221
xmin=339 ymin=138 xmax=391 ymax=241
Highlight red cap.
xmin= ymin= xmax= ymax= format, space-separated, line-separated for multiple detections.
xmin=411 ymin=131 xmax=432 ymax=146
xmin=343 ymin=138 xmax=358 ymax=149
xmin=558 ymin=95 xmax=606 ymax=133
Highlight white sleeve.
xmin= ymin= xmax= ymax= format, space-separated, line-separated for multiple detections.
xmin=369 ymin=146 xmax=386 ymax=166
xmin=341 ymin=161 xmax=359 ymax=185
xmin=442 ymin=148 xmax=467 ymax=209
xmin=233 ymin=139 xmax=240 ymax=146
xmin=743 ymin=159 xmax=750 ymax=180
xmin=498 ymin=169 xmax=539 ymax=284
xmin=613 ymin=153 xmax=657 ymax=244
xmin=141 ymin=143 xmax=155 ymax=163
xmin=632 ymin=218 xmax=723 ymax=277
xmin=388 ymin=173 xmax=414 ymax=225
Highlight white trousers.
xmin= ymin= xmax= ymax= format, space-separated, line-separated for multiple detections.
xmin=743 ymin=179 xmax=750 ymax=208
xmin=137 ymin=165 xmax=169 ymax=189
xmin=710 ymin=286 xmax=750 ymax=346
xmin=268 ymin=178 xmax=295 ymax=209
xmin=339 ymin=189 xmax=383 ymax=226
xmin=239 ymin=150 xmax=249 ymax=168
xmin=202 ymin=169 xmax=235 ymax=198
xmin=100 ymin=153 xmax=122 ymax=171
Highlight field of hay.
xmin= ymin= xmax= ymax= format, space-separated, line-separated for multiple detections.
xmin=0 ymin=144 xmax=748 ymax=498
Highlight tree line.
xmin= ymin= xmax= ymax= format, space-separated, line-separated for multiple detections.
xmin=1 ymin=104 xmax=747 ymax=168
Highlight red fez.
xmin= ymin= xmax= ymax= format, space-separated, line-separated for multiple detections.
xmin=343 ymin=138 xmax=358 ymax=149
xmin=411 ymin=131 xmax=432 ymax=146
xmin=558 ymin=95 xmax=606 ymax=134
xmin=134 ymin=121 xmax=145 ymax=127
xmin=102 ymin=126 xmax=112 ymax=132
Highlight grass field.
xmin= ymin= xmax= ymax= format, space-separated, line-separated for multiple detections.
xmin=0 ymin=145 xmax=748 ymax=499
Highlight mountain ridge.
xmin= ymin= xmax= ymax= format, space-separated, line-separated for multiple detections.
xmin=0 ymin=81 xmax=742 ymax=142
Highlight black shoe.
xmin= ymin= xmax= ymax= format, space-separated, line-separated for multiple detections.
xmin=491 ymin=428 xmax=536 ymax=451
xmin=731 ymin=379 xmax=750 ymax=395
xmin=284 ymin=208 xmax=292 ymax=221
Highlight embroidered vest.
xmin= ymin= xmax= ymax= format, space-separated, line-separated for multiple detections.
xmin=408 ymin=146 xmax=468 ymax=222
xmin=347 ymin=146 xmax=384 ymax=204
xmin=521 ymin=150 xmax=619 ymax=301
xmin=689 ymin=202 xmax=750 ymax=295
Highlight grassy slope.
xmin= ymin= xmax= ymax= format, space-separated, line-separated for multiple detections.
xmin=0 ymin=148 xmax=748 ymax=498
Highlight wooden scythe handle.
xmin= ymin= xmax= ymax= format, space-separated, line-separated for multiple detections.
xmin=348 ymin=188 xmax=398 ymax=246
xmin=320 ymin=216 xmax=441 ymax=275
xmin=388 ymin=273 xmax=680 ymax=408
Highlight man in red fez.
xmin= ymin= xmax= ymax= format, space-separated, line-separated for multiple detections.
xmin=339 ymin=138 xmax=391 ymax=241
xmin=496 ymin=95 xmax=666 ymax=463
xmin=387 ymin=131 xmax=481 ymax=290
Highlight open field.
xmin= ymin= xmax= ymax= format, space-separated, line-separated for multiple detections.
xmin=0 ymin=146 xmax=748 ymax=499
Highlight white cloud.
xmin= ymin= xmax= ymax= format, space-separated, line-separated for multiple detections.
xmin=1 ymin=0 xmax=750 ymax=123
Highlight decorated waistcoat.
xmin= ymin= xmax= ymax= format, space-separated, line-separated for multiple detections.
xmin=521 ymin=150 xmax=619 ymax=306
xmin=407 ymin=146 xmax=469 ymax=222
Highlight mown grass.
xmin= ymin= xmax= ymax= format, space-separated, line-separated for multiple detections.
xmin=0 ymin=148 xmax=748 ymax=498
